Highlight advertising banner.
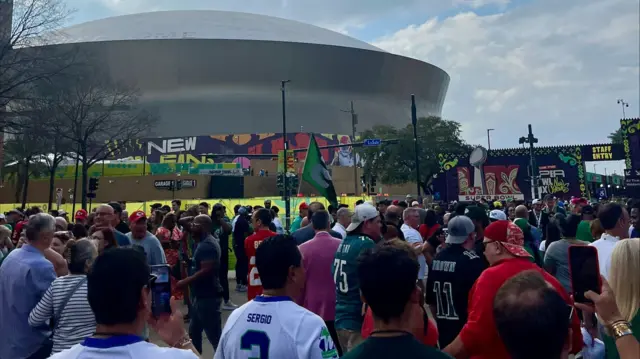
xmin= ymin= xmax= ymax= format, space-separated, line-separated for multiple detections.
xmin=104 ymin=132 xmax=359 ymax=167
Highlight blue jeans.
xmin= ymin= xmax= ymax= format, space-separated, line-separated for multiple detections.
xmin=189 ymin=296 xmax=223 ymax=354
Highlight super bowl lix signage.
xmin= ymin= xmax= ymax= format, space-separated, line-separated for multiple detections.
xmin=457 ymin=147 xmax=525 ymax=201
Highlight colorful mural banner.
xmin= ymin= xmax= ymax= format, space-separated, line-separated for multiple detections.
xmin=433 ymin=143 xmax=628 ymax=202
xmin=104 ymin=132 xmax=359 ymax=167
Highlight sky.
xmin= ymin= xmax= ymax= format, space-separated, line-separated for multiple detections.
xmin=63 ymin=0 xmax=639 ymax=175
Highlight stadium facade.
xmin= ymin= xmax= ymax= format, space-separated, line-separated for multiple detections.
xmin=43 ymin=10 xmax=450 ymax=138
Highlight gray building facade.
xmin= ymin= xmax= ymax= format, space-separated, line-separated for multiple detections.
xmin=44 ymin=10 xmax=450 ymax=137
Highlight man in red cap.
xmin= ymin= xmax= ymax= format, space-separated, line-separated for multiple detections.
xmin=289 ymin=202 xmax=309 ymax=232
xmin=74 ymin=209 xmax=88 ymax=226
xmin=125 ymin=210 xmax=166 ymax=265
xmin=570 ymin=197 xmax=588 ymax=215
xmin=443 ymin=220 xmax=583 ymax=359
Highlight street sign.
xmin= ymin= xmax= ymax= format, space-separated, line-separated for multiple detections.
xmin=596 ymin=187 xmax=607 ymax=199
xmin=363 ymin=138 xmax=382 ymax=146
xmin=624 ymin=169 xmax=640 ymax=178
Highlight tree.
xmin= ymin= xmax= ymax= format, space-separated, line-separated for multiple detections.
xmin=608 ymin=128 xmax=624 ymax=144
xmin=2 ymin=124 xmax=48 ymax=207
xmin=1 ymin=0 xmax=72 ymax=107
xmin=359 ymin=116 xmax=471 ymax=195
xmin=50 ymin=68 xmax=157 ymax=209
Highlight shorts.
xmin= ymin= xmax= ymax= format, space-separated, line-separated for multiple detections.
xmin=337 ymin=329 xmax=364 ymax=354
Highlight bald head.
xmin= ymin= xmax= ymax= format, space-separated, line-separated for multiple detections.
xmin=194 ymin=214 xmax=212 ymax=228
xmin=515 ymin=205 xmax=529 ymax=219
xmin=94 ymin=204 xmax=115 ymax=228
xmin=54 ymin=217 xmax=68 ymax=231
xmin=307 ymin=201 xmax=325 ymax=220
xmin=386 ymin=205 xmax=402 ymax=216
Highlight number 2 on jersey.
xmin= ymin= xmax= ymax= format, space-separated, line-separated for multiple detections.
xmin=433 ymin=281 xmax=459 ymax=320
xmin=249 ymin=256 xmax=261 ymax=286
xmin=241 ymin=330 xmax=270 ymax=359
xmin=333 ymin=259 xmax=348 ymax=293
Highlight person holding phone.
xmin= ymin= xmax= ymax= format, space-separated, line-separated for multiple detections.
xmin=544 ymin=214 xmax=589 ymax=295
xmin=585 ymin=239 xmax=639 ymax=359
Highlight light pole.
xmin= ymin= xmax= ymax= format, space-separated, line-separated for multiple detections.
xmin=519 ymin=124 xmax=539 ymax=199
xmin=340 ymin=101 xmax=359 ymax=195
xmin=411 ymin=94 xmax=421 ymax=199
xmin=281 ymin=80 xmax=291 ymax=229
xmin=487 ymin=128 xmax=494 ymax=150
xmin=617 ymin=99 xmax=629 ymax=119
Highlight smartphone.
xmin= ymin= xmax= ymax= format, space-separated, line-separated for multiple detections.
xmin=568 ymin=245 xmax=601 ymax=303
xmin=150 ymin=264 xmax=172 ymax=317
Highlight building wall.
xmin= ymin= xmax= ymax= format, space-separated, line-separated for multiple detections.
xmin=0 ymin=169 xmax=419 ymax=204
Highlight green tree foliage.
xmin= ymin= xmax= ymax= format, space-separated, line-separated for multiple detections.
xmin=359 ymin=116 xmax=471 ymax=194
xmin=608 ymin=128 xmax=624 ymax=144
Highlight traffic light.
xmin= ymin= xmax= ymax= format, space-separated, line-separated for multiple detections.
xmin=276 ymin=173 xmax=284 ymax=189
xmin=370 ymin=176 xmax=377 ymax=187
xmin=89 ymin=177 xmax=99 ymax=192
xmin=289 ymin=175 xmax=299 ymax=195
xmin=176 ymin=180 xmax=182 ymax=191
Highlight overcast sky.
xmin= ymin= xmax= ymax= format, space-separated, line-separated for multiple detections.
xmin=65 ymin=0 xmax=639 ymax=174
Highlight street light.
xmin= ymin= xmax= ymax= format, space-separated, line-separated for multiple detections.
xmin=487 ymin=129 xmax=494 ymax=150
xmin=617 ymin=99 xmax=629 ymax=119
xmin=281 ymin=80 xmax=291 ymax=229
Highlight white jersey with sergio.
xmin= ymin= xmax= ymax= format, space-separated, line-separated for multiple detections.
xmin=214 ymin=296 xmax=339 ymax=359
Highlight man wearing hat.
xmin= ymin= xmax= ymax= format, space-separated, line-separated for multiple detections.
xmin=289 ymin=202 xmax=308 ymax=232
xmin=125 ymin=210 xmax=166 ymax=265
xmin=74 ymin=209 xmax=88 ymax=226
xmin=263 ymin=199 xmax=272 ymax=210
xmin=489 ymin=209 xmax=507 ymax=222
xmin=576 ymin=204 xmax=596 ymax=242
xmin=333 ymin=203 xmax=382 ymax=354
xmin=443 ymin=220 xmax=584 ymax=359
xmin=426 ymin=215 xmax=486 ymax=348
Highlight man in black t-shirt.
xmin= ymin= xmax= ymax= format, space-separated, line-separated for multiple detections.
xmin=427 ymin=215 xmax=486 ymax=348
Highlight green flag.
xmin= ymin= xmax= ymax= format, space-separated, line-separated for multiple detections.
xmin=302 ymin=134 xmax=338 ymax=207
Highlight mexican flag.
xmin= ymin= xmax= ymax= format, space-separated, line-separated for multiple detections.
xmin=302 ymin=134 xmax=338 ymax=207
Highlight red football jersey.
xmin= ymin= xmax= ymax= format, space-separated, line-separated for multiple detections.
xmin=244 ymin=229 xmax=277 ymax=300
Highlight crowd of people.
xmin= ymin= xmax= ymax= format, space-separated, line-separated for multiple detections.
xmin=0 ymin=194 xmax=638 ymax=359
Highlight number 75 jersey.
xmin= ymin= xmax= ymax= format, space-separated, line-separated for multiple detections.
xmin=333 ymin=234 xmax=376 ymax=331
xmin=214 ymin=296 xmax=339 ymax=359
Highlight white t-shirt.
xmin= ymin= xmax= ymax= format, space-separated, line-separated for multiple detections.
xmin=589 ymin=233 xmax=621 ymax=280
xmin=273 ymin=218 xmax=285 ymax=234
xmin=50 ymin=336 xmax=197 ymax=359
xmin=331 ymin=223 xmax=347 ymax=239
xmin=401 ymin=224 xmax=427 ymax=280
xmin=215 ymin=296 xmax=339 ymax=359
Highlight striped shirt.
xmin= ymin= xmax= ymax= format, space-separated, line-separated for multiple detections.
xmin=28 ymin=274 xmax=96 ymax=354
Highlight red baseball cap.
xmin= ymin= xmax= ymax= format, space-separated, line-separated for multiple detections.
xmin=75 ymin=209 xmax=88 ymax=221
xmin=484 ymin=220 xmax=532 ymax=259
xmin=129 ymin=210 xmax=147 ymax=224
xmin=299 ymin=202 xmax=309 ymax=210
xmin=12 ymin=220 xmax=28 ymax=243
xmin=571 ymin=197 xmax=588 ymax=206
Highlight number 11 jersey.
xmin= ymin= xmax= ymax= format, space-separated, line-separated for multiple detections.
xmin=426 ymin=244 xmax=486 ymax=348
xmin=214 ymin=296 xmax=339 ymax=359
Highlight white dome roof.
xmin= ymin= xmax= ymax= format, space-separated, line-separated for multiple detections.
xmin=51 ymin=10 xmax=383 ymax=52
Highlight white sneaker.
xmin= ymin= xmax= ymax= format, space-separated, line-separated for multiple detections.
xmin=222 ymin=300 xmax=239 ymax=311
xmin=236 ymin=284 xmax=248 ymax=292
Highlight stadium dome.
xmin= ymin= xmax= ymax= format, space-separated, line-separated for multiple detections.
xmin=51 ymin=10 xmax=384 ymax=52
xmin=41 ymin=11 xmax=450 ymax=138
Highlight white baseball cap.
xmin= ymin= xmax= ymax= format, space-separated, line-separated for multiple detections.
xmin=346 ymin=203 xmax=379 ymax=232
xmin=532 ymin=199 xmax=541 ymax=205
xmin=489 ymin=209 xmax=507 ymax=221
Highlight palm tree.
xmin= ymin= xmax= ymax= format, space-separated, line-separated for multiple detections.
xmin=608 ymin=128 xmax=624 ymax=144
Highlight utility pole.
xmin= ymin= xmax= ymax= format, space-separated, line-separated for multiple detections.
xmin=340 ymin=101 xmax=359 ymax=195
xmin=487 ymin=128 xmax=494 ymax=150
xmin=281 ymin=80 xmax=291 ymax=229
xmin=519 ymin=124 xmax=539 ymax=200
xmin=617 ymin=99 xmax=629 ymax=119
xmin=411 ymin=95 xmax=421 ymax=199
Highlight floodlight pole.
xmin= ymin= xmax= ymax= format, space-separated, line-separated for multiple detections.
xmin=411 ymin=95 xmax=421 ymax=199
xmin=281 ymin=80 xmax=291 ymax=230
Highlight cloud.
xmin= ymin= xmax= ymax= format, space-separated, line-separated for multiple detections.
xmin=372 ymin=0 xmax=639 ymax=150
xmin=453 ymin=0 xmax=510 ymax=9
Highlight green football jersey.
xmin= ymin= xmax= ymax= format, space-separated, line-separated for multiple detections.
xmin=333 ymin=233 xmax=376 ymax=331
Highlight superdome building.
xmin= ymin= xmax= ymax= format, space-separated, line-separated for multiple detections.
xmin=45 ymin=10 xmax=449 ymax=137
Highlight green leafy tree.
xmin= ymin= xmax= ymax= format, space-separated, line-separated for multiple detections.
xmin=608 ymin=128 xmax=624 ymax=144
xmin=359 ymin=116 xmax=471 ymax=195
